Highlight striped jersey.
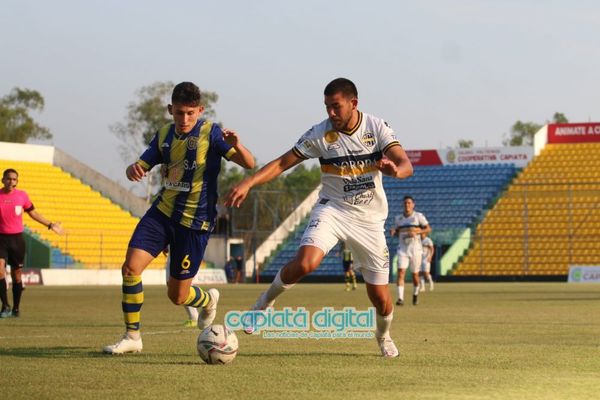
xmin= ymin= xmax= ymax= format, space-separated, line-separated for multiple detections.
xmin=137 ymin=119 xmax=236 ymax=230
xmin=394 ymin=211 xmax=429 ymax=245
xmin=292 ymin=111 xmax=400 ymax=221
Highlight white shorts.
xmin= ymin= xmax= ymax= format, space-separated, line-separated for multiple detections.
xmin=300 ymin=205 xmax=390 ymax=285
xmin=421 ymin=261 xmax=431 ymax=273
xmin=397 ymin=246 xmax=422 ymax=274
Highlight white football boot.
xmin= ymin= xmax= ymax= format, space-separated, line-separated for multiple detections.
xmin=103 ymin=333 xmax=143 ymax=354
xmin=198 ymin=289 xmax=220 ymax=330
xmin=378 ymin=336 xmax=399 ymax=358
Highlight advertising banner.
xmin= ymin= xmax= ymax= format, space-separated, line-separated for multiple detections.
xmin=548 ymin=123 xmax=600 ymax=144
xmin=568 ymin=266 xmax=600 ymax=283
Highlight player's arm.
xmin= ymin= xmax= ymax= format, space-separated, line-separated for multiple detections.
xmin=222 ymin=129 xmax=255 ymax=169
xmin=127 ymin=132 xmax=163 ymax=182
xmin=225 ymin=149 xmax=303 ymax=208
xmin=419 ymin=224 xmax=432 ymax=236
xmin=26 ymin=209 xmax=64 ymax=235
xmin=377 ymin=145 xmax=413 ymax=179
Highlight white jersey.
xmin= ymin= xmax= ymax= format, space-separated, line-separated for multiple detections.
xmin=394 ymin=211 xmax=429 ymax=252
xmin=293 ymin=111 xmax=400 ymax=221
xmin=421 ymin=236 xmax=434 ymax=261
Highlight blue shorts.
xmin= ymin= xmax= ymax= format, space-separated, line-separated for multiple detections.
xmin=129 ymin=206 xmax=210 ymax=280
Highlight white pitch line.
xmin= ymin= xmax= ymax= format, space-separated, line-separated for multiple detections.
xmin=0 ymin=328 xmax=191 ymax=340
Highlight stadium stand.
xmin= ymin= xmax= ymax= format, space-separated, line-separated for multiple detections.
xmin=454 ymin=141 xmax=600 ymax=277
xmin=0 ymin=160 xmax=166 ymax=269
xmin=260 ymin=163 xmax=519 ymax=280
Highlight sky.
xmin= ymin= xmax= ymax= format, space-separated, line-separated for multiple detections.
xmin=2 ymin=0 xmax=600 ymax=192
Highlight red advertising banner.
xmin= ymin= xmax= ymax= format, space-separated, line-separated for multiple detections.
xmin=405 ymin=150 xmax=442 ymax=166
xmin=548 ymin=123 xmax=600 ymax=143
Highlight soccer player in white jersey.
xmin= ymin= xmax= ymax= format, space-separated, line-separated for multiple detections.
xmin=420 ymin=234 xmax=434 ymax=292
xmin=391 ymin=196 xmax=430 ymax=306
xmin=226 ymin=78 xmax=413 ymax=358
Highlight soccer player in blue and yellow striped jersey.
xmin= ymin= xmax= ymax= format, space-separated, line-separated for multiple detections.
xmin=103 ymin=82 xmax=255 ymax=354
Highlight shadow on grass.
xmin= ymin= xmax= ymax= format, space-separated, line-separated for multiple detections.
xmin=0 ymin=346 xmax=109 ymax=358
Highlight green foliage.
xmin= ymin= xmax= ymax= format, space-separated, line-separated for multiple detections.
xmin=457 ymin=139 xmax=473 ymax=148
xmin=0 ymin=87 xmax=51 ymax=143
xmin=503 ymin=112 xmax=569 ymax=146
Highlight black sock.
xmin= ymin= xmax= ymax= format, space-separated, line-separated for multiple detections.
xmin=0 ymin=278 xmax=8 ymax=308
xmin=12 ymin=282 xmax=23 ymax=311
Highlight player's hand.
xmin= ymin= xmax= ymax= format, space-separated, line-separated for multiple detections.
xmin=224 ymin=179 xmax=251 ymax=208
xmin=222 ymin=128 xmax=239 ymax=147
xmin=49 ymin=222 xmax=65 ymax=235
xmin=126 ymin=163 xmax=147 ymax=182
xmin=376 ymin=157 xmax=399 ymax=177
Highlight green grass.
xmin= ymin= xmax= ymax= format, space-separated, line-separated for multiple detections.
xmin=0 ymin=283 xmax=599 ymax=399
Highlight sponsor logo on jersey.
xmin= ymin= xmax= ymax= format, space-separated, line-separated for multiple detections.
xmin=327 ymin=143 xmax=341 ymax=151
xmin=308 ymin=219 xmax=321 ymax=229
xmin=343 ymin=190 xmax=374 ymax=205
xmin=342 ymin=176 xmax=375 ymax=192
xmin=361 ymin=132 xmax=375 ymax=147
xmin=14 ymin=205 xmax=22 ymax=216
xmin=324 ymin=130 xmax=339 ymax=144
xmin=187 ymin=136 xmax=198 ymax=150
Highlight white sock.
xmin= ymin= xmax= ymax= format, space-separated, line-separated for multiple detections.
xmin=376 ymin=312 xmax=393 ymax=341
xmin=413 ymin=285 xmax=420 ymax=296
xmin=185 ymin=306 xmax=198 ymax=321
xmin=397 ymin=285 xmax=404 ymax=301
xmin=262 ymin=269 xmax=295 ymax=307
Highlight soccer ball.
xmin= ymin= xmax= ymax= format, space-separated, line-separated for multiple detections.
xmin=197 ymin=324 xmax=239 ymax=364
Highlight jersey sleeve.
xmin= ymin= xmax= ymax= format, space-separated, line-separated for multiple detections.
xmin=418 ymin=213 xmax=430 ymax=227
xmin=137 ymin=132 xmax=163 ymax=170
xmin=292 ymin=127 xmax=321 ymax=159
xmin=23 ymin=192 xmax=33 ymax=212
xmin=210 ymin=124 xmax=236 ymax=160
xmin=377 ymin=119 xmax=401 ymax=155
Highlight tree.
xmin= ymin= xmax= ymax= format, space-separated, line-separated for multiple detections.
xmin=110 ymin=81 xmax=219 ymax=200
xmin=551 ymin=112 xmax=569 ymax=124
xmin=457 ymin=139 xmax=473 ymax=148
xmin=503 ymin=112 xmax=569 ymax=147
xmin=0 ymin=88 xmax=51 ymax=143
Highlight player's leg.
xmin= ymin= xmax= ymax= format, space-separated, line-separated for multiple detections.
xmin=167 ymin=226 xmax=218 ymax=330
xmin=103 ymin=209 xmax=167 ymax=354
xmin=7 ymin=234 xmax=26 ymax=317
xmin=347 ymin=229 xmax=398 ymax=358
xmin=0 ymin=255 xmax=10 ymax=317
xmin=350 ymin=268 xmax=357 ymax=290
xmin=424 ymin=265 xmax=434 ymax=291
xmin=343 ymin=262 xmax=351 ymax=291
xmin=396 ymin=256 xmax=409 ymax=305
xmin=410 ymin=252 xmax=423 ymax=305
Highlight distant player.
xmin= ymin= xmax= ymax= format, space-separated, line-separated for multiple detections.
xmin=0 ymin=168 xmax=64 ymax=318
xmin=419 ymin=234 xmax=434 ymax=292
xmin=391 ymin=196 xmax=430 ymax=306
xmin=103 ymin=82 xmax=255 ymax=354
xmin=226 ymin=78 xmax=414 ymax=357
xmin=340 ymin=242 xmax=357 ymax=291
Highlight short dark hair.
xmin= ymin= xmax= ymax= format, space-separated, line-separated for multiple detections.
xmin=3 ymin=168 xmax=18 ymax=178
xmin=171 ymin=82 xmax=202 ymax=106
xmin=324 ymin=78 xmax=358 ymax=98
xmin=403 ymin=195 xmax=414 ymax=203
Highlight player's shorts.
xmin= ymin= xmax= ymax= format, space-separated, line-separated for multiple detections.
xmin=129 ymin=206 xmax=210 ymax=280
xmin=397 ymin=245 xmax=423 ymax=274
xmin=342 ymin=260 xmax=353 ymax=272
xmin=421 ymin=261 xmax=431 ymax=273
xmin=0 ymin=233 xmax=26 ymax=269
xmin=299 ymin=204 xmax=389 ymax=285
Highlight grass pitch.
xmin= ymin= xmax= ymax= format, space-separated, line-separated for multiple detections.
xmin=0 ymin=283 xmax=598 ymax=400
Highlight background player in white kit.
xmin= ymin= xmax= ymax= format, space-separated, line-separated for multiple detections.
xmin=391 ymin=196 xmax=430 ymax=306
xmin=226 ymin=78 xmax=413 ymax=357
xmin=419 ymin=234 xmax=434 ymax=292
